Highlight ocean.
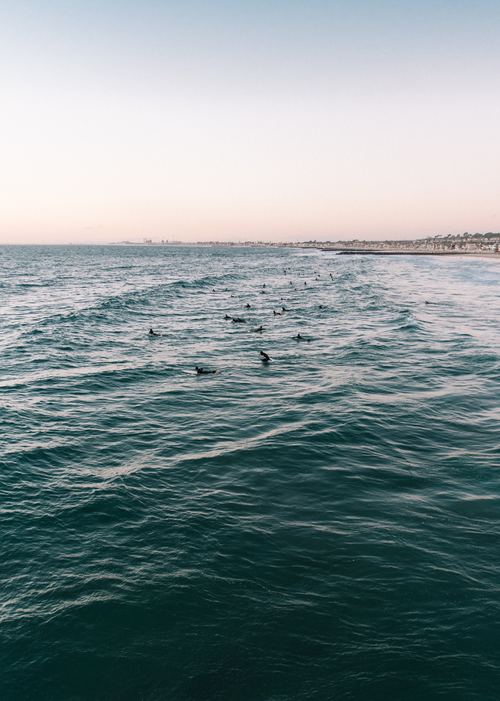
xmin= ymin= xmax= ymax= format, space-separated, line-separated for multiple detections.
xmin=1 ymin=245 xmax=499 ymax=700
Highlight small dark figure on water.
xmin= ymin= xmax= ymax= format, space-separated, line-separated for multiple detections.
xmin=245 ymin=303 xmax=251 ymax=308
xmin=149 ymin=328 xmax=159 ymax=336
xmin=224 ymin=314 xmax=232 ymax=320
xmin=232 ymin=317 xmax=246 ymax=323
xmin=273 ymin=310 xmax=282 ymax=316
xmin=195 ymin=366 xmax=217 ymax=374
xmin=252 ymin=325 xmax=264 ymax=332
xmin=260 ymin=351 xmax=271 ymax=362
xmin=281 ymin=306 xmax=288 ymax=312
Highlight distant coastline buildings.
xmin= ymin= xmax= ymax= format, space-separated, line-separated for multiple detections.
xmin=119 ymin=232 xmax=499 ymax=254
xmin=312 ymin=232 xmax=500 ymax=254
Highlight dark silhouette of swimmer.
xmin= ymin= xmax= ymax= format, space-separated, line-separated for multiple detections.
xmin=252 ymin=325 xmax=264 ymax=332
xmin=260 ymin=351 xmax=270 ymax=362
xmin=224 ymin=314 xmax=232 ymax=320
xmin=195 ymin=366 xmax=216 ymax=374
xmin=245 ymin=303 xmax=251 ymax=308
xmin=281 ymin=306 xmax=288 ymax=312
xmin=273 ymin=310 xmax=282 ymax=316
xmin=149 ymin=328 xmax=159 ymax=336
xmin=232 ymin=317 xmax=246 ymax=323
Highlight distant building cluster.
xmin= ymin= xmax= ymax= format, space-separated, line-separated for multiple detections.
xmin=296 ymin=232 xmax=500 ymax=254
xmin=118 ymin=232 xmax=499 ymax=253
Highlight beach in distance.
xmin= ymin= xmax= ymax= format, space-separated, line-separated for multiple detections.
xmin=1 ymin=244 xmax=500 ymax=701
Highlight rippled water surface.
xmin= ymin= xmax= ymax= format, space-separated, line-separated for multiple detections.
xmin=1 ymin=245 xmax=499 ymax=700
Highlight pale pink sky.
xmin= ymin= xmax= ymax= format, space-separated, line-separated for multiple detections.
xmin=1 ymin=1 xmax=499 ymax=243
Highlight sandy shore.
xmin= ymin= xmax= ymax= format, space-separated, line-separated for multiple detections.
xmin=319 ymin=248 xmax=500 ymax=261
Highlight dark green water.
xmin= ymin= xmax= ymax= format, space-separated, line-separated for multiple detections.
xmin=1 ymin=245 xmax=499 ymax=700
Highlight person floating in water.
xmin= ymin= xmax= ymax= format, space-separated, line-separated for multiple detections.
xmin=149 ymin=328 xmax=159 ymax=336
xmin=260 ymin=351 xmax=271 ymax=362
xmin=224 ymin=314 xmax=232 ymax=320
xmin=245 ymin=303 xmax=251 ymax=308
xmin=273 ymin=310 xmax=282 ymax=316
xmin=252 ymin=325 xmax=264 ymax=332
xmin=281 ymin=306 xmax=288 ymax=312
xmin=195 ymin=366 xmax=217 ymax=374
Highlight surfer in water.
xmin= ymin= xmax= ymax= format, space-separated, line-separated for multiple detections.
xmin=195 ymin=366 xmax=217 ymax=374
xmin=149 ymin=328 xmax=159 ymax=336
xmin=232 ymin=317 xmax=246 ymax=323
xmin=224 ymin=314 xmax=232 ymax=320
xmin=252 ymin=325 xmax=264 ymax=332
xmin=260 ymin=351 xmax=271 ymax=363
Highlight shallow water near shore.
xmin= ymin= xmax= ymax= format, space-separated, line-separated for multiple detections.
xmin=1 ymin=245 xmax=499 ymax=701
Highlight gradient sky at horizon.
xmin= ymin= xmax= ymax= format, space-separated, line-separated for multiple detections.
xmin=1 ymin=0 xmax=499 ymax=243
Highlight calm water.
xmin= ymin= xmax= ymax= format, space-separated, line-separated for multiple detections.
xmin=1 ymin=245 xmax=499 ymax=701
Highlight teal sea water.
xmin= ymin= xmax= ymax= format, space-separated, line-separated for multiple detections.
xmin=1 ymin=245 xmax=499 ymax=701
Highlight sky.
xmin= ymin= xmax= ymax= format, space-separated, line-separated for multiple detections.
xmin=0 ymin=0 xmax=499 ymax=243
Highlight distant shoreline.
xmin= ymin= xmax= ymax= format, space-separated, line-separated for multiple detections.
xmin=318 ymin=248 xmax=500 ymax=260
